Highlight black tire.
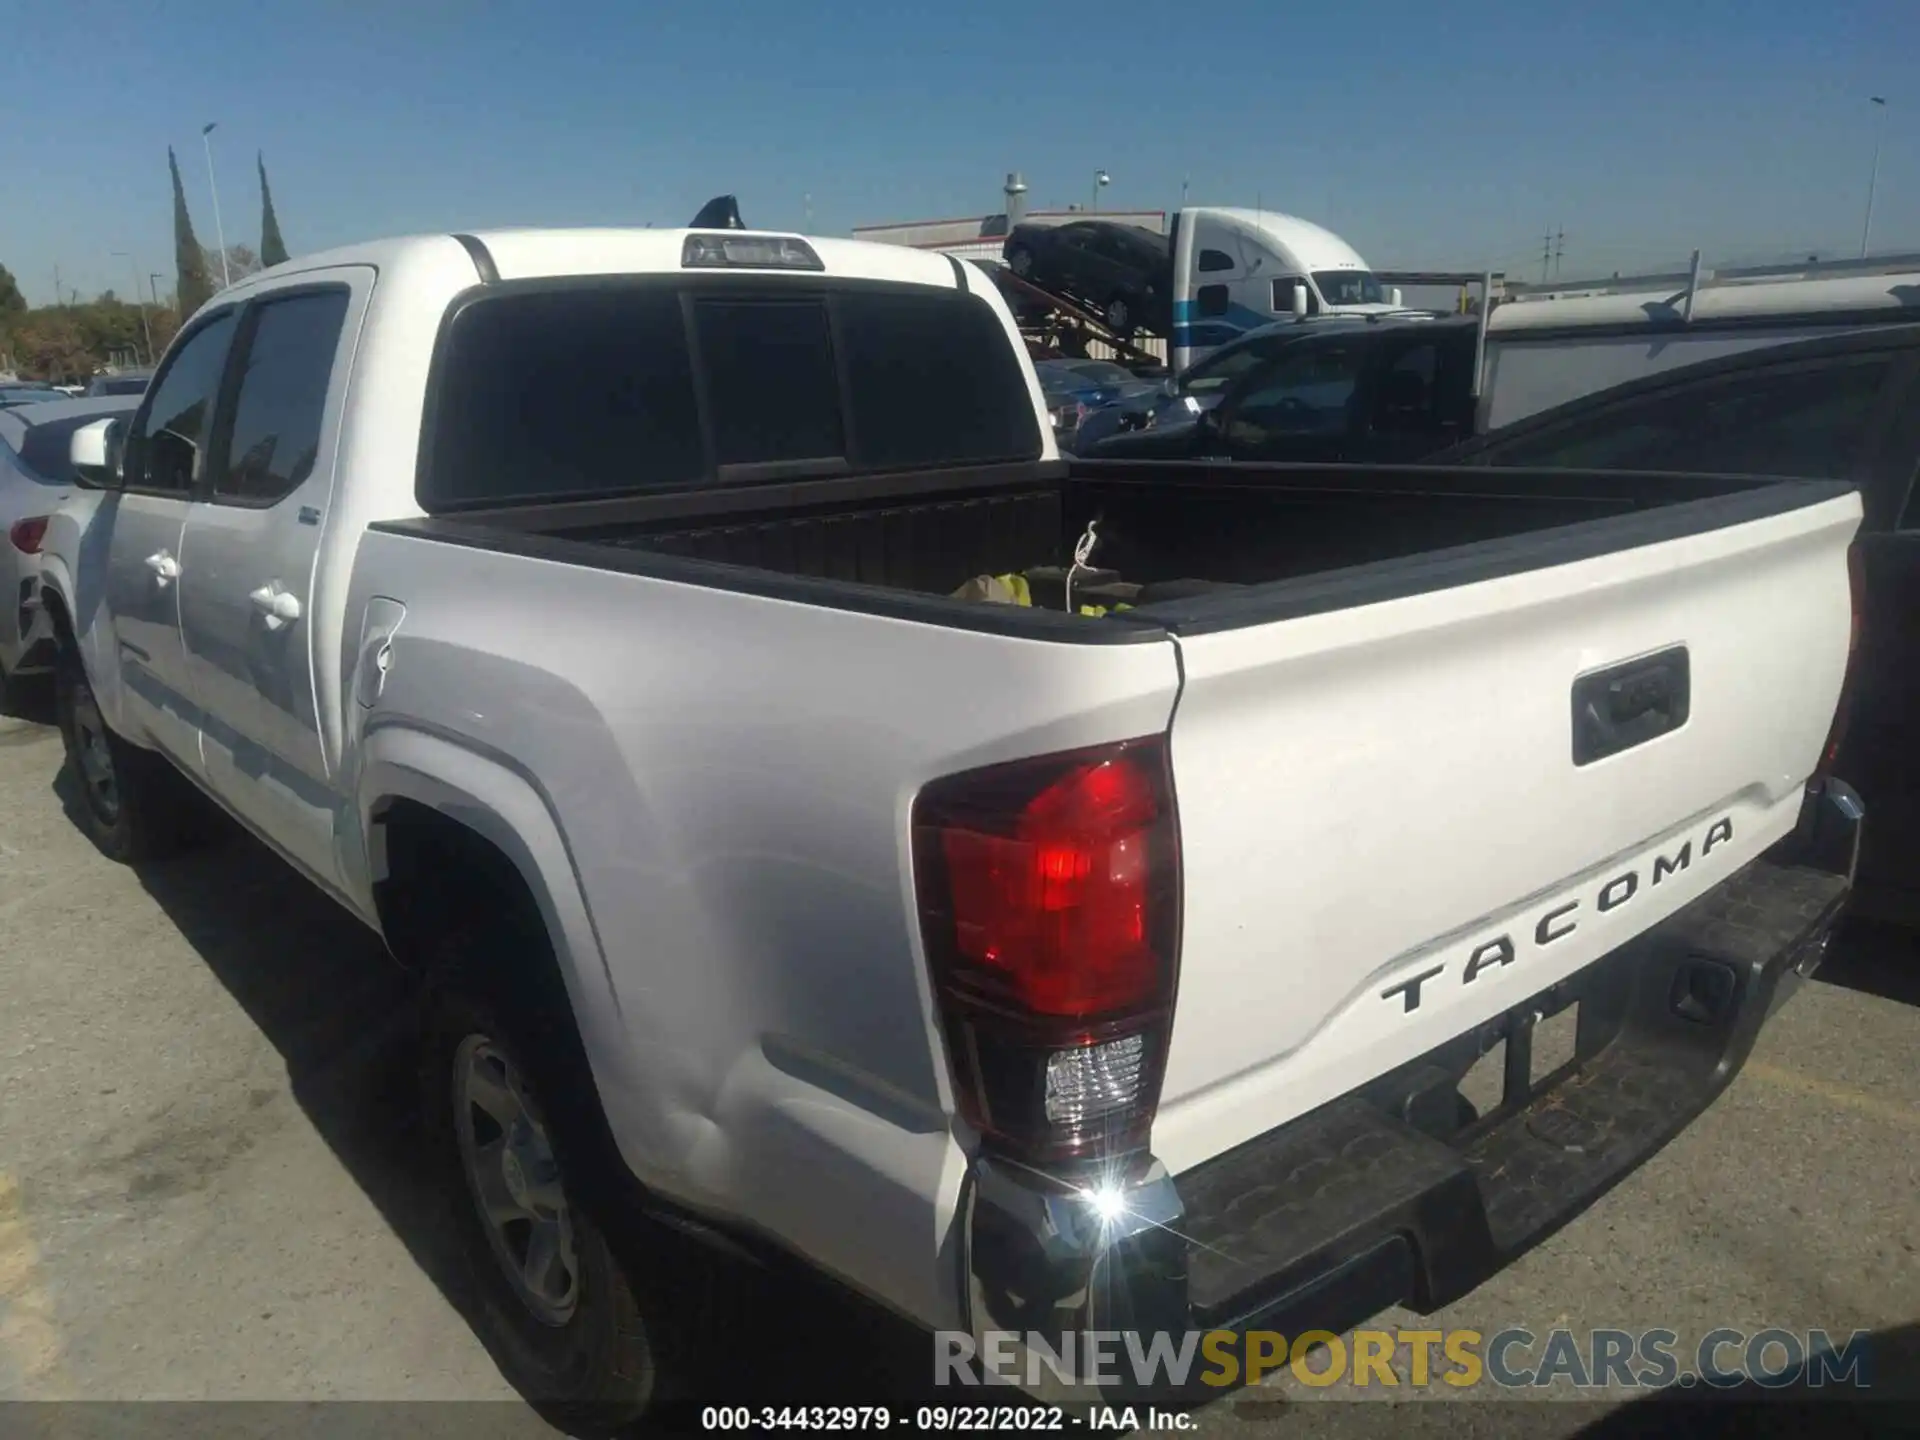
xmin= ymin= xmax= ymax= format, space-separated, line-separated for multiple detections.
xmin=54 ymin=650 xmax=200 ymax=863
xmin=1006 ymin=244 xmax=1035 ymax=279
xmin=421 ymin=975 xmax=671 ymax=1432
xmin=1104 ymin=294 xmax=1135 ymax=337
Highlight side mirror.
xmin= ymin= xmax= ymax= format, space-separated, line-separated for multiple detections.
xmin=1389 ymin=287 xmax=1404 ymax=308
xmin=71 ymin=417 xmax=127 ymax=490
xmin=1291 ymin=286 xmax=1309 ymax=320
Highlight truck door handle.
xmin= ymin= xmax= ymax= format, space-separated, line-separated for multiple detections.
xmin=145 ymin=551 xmax=180 ymax=586
xmin=249 ymin=582 xmax=302 ymax=631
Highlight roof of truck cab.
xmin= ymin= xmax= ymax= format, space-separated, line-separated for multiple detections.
xmin=1194 ymin=208 xmax=1372 ymax=274
xmin=215 ymin=227 xmax=968 ymax=298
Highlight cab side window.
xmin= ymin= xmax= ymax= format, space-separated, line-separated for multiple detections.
xmin=1372 ymin=343 xmax=1442 ymax=435
xmin=1898 ymin=468 xmax=1920 ymax=531
xmin=128 ymin=313 xmax=238 ymax=495
xmin=1271 ymin=278 xmax=1319 ymax=316
xmin=1225 ymin=343 xmax=1364 ymax=446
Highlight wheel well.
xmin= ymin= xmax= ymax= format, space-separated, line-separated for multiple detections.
xmin=40 ymin=588 xmax=74 ymax=651
xmin=371 ymin=798 xmax=573 ymax=1022
xmin=373 ymin=797 xmax=651 ymax=1224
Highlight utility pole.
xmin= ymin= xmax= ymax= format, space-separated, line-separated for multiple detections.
xmin=1553 ymin=227 xmax=1565 ymax=279
xmin=149 ymin=273 xmax=164 ymax=309
xmin=1861 ymin=96 xmax=1888 ymax=260
xmin=112 ymin=251 xmax=153 ymax=363
xmin=53 ymin=265 xmax=62 ymax=306
xmin=202 ymin=121 xmax=231 ymax=288
xmin=1541 ymin=231 xmax=1553 ymax=284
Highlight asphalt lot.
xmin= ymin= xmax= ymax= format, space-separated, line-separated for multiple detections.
xmin=0 ymin=683 xmax=1915 ymax=1439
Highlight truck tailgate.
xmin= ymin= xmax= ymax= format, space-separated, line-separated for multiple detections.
xmin=1152 ymin=485 xmax=1861 ymax=1174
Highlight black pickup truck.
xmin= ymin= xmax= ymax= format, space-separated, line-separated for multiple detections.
xmin=1077 ymin=314 xmax=1481 ymax=463
xmin=1436 ymin=324 xmax=1920 ymax=929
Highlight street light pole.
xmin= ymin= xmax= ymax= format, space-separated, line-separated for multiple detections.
xmin=1861 ymin=96 xmax=1888 ymax=260
xmin=1092 ymin=169 xmax=1110 ymax=213
xmin=201 ymin=121 xmax=231 ymax=288
xmin=112 ymin=251 xmax=153 ymax=364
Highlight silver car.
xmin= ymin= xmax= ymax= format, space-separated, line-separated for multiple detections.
xmin=0 ymin=396 xmax=141 ymax=692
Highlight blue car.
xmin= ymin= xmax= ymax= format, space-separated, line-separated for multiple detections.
xmin=1034 ymin=359 xmax=1161 ymax=450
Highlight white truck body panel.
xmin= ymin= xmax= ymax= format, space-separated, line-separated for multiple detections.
xmin=1152 ymin=491 xmax=1860 ymax=1172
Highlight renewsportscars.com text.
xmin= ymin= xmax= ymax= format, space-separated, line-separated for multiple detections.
xmin=937 ymin=1326 xmax=1877 ymax=1392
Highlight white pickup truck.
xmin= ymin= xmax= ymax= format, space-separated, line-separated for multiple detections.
xmin=41 ymin=224 xmax=1866 ymax=1422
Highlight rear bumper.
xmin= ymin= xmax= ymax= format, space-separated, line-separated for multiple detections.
xmin=960 ymin=779 xmax=1861 ymax=1401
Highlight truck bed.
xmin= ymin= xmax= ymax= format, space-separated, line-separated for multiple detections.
xmin=383 ymin=458 xmax=1808 ymax=636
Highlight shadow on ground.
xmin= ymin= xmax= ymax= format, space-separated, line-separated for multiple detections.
xmin=47 ymin=765 xmax=950 ymax=1436
xmin=0 ymin=670 xmax=55 ymax=726
xmin=1818 ymin=918 xmax=1920 ymax=1009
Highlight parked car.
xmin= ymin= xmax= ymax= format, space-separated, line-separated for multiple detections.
xmin=1002 ymin=219 xmax=1172 ymax=337
xmin=1079 ymin=313 xmax=1479 ymax=463
xmin=85 ymin=370 xmax=153 ymax=398
xmin=1035 ymin=358 xmax=1161 ymax=410
xmin=1035 ymin=358 xmax=1162 ymax=450
xmin=0 ymin=395 xmax=142 ymax=696
xmin=1432 ymin=322 xmax=1920 ymax=928
xmin=0 ymin=384 xmax=63 ymax=411
xmin=43 ymin=224 xmax=1859 ymax=1421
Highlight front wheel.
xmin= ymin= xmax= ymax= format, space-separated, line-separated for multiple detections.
xmin=1104 ymin=294 xmax=1135 ymax=337
xmin=423 ymin=984 xmax=667 ymax=1430
xmin=1006 ymin=245 xmax=1035 ymax=280
xmin=54 ymin=651 xmax=199 ymax=863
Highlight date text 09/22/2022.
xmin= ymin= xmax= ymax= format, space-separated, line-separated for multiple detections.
xmin=699 ymin=1407 xmax=1188 ymax=1432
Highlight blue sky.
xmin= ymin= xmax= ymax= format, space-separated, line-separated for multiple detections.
xmin=5 ymin=0 xmax=1917 ymax=305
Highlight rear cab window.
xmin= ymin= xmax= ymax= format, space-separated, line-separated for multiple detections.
xmin=420 ymin=278 xmax=1043 ymax=511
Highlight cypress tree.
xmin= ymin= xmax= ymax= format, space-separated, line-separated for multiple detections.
xmin=170 ymin=147 xmax=214 ymax=318
xmin=258 ymin=152 xmax=289 ymax=267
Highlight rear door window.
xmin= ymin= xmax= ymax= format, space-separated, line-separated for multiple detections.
xmin=216 ymin=290 xmax=350 ymax=504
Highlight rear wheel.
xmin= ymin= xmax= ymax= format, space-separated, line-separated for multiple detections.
xmin=1104 ymin=294 xmax=1135 ymax=336
xmin=54 ymin=651 xmax=199 ymax=863
xmin=422 ymin=974 xmax=673 ymax=1431
xmin=1006 ymin=245 xmax=1035 ymax=279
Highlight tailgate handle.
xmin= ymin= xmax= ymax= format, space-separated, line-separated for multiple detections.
xmin=1572 ymin=646 xmax=1690 ymax=766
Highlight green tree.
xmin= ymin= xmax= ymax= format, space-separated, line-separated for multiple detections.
xmin=171 ymin=146 xmax=214 ymax=319
xmin=202 ymin=243 xmax=262 ymax=285
xmin=0 ymin=262 xmax=24 ymax=315
xmin=258 ymin=152 xmax=289 ymax=267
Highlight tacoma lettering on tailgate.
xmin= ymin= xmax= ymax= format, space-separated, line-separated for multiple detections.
xmin=1380 ymin=816 xmax=1735 ymax=1015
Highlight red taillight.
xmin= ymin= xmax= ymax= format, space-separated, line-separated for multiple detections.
xmin=8 ymin=516 xmax=48 ymax=555
xmin=1817 ymin=543 xmax=1866 ymax=778
xmin=913 ymin=737 xmax=1181 ymax=1163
